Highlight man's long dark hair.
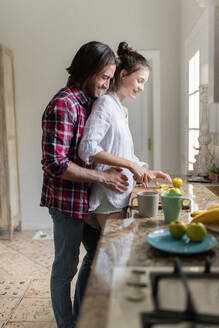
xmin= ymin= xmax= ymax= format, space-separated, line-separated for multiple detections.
xmin=66 ymin=41 xmax=117 ymax=88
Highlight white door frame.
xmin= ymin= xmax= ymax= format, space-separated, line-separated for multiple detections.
xmin=139 ymin=50 xmax=161 ymax=170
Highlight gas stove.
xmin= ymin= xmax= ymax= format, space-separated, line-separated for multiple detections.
xmin=107 ymin=258 xmax=219 ymax=328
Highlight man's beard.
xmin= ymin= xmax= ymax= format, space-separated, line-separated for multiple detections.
xmin=84 ymin=79 xmax=106 ymax=98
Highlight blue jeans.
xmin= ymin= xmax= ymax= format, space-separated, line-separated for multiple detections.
xmin=49 ymin=208 xmax=100 ymax=328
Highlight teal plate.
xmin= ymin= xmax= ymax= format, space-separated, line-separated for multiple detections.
xmin=146 ymin=229 xmax=217 ymax=254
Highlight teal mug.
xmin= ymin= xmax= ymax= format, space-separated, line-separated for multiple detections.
xmin=161 ymin=193 xmax=191 ymax=224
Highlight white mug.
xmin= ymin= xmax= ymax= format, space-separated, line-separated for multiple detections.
xmin=131 ymin=191 xmax=159 ymax=217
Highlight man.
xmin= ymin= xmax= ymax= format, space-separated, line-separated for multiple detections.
xmin=40 ymin=41 xmax=129 ymax=328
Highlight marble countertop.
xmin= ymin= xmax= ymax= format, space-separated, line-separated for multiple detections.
xmin=77 ymin=181 xmax=219 ymax=328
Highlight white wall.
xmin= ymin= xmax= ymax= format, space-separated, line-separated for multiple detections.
xmin=0 ymin=0 xmax=181 ymax=229
xmin=180 ymin=0 xmax=205 ymax=42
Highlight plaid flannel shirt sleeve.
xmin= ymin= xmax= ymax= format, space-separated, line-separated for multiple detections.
xmin=41 ymin=99 xmax=75 ymax=177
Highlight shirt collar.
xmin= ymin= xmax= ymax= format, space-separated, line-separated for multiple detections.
xmin=108 ymin=92 xmax=125 ymax=114
xmin=68 ymin=85 xmax=93 ymax=110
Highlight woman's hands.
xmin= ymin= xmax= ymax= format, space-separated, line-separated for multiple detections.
xmin=128 ymin=162 xmax=172 ymax=188
xmin=128 ymin=163 xmax=154 ymax=188
xmin=128 ymin=163 xmax=148 ymax=186
xmin=151 ymin=170 xmax=172 ymax=184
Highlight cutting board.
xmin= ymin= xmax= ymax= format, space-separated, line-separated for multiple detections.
xmin=129 ymin=186 xmax=190 ymax=210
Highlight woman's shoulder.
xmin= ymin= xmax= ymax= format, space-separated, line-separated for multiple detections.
xmin=92 ymin=94 xmax=116 ymax=113
xmin=94 ymin=93 xmax=115 ymax=106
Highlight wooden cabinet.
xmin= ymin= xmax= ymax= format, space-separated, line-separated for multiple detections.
xmin=0 ymin=44 xmax=22 ymax=239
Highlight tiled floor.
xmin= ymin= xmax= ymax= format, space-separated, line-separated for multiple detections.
xmin=0 ymin=230 xmax=85 ymax=328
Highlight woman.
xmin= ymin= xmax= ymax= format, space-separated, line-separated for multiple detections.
xmin=79 ymin=42 xmax=171 ymax=230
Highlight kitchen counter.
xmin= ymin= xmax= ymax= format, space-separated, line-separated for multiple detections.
xmin=77 ymin=181 xmax=219 ymax=328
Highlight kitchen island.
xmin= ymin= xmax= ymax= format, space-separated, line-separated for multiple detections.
xmin=77 ymin=182 xmax=219 ymax=328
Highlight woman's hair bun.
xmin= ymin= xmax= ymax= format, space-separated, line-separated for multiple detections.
xmin=117 ymin=42 xmax=133 ymax=56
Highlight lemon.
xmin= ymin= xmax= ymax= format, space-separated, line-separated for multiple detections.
xmin=160 ymin=184 xmax=170 ymax=190
xmin=172 ymin=177 xmax=183 ymax=188
xmin=168 ymin=187 xmax=182 ymax=194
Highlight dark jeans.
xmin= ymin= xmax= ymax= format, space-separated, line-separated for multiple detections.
xmin=49 ymin=208 xmax=100 ymax=328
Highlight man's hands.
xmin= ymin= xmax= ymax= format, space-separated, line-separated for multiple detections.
xmin=101 ymin=167 xmax=129 ymax=193
xmin=100 ymin=165 xmax=172 ymax=193
xmin=61 ymin=159 xmax=170 ymax=194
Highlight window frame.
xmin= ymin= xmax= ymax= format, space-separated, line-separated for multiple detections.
xmin=187 ymin=50 xmax=200 ymax=174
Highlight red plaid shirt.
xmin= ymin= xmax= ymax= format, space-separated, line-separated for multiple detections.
xmin=40 ymin=86 xmax=93 ymax=219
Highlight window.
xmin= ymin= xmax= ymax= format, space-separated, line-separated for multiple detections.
xmin=188 ymin=50 xmax=200 ymax=171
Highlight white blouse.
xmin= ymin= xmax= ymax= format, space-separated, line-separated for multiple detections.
xmin=78 ymin=92 xmax=148 ymax=211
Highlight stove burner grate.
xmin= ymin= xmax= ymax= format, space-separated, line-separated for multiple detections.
xmin=141 ymin=257 xmax=219 ymax=327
